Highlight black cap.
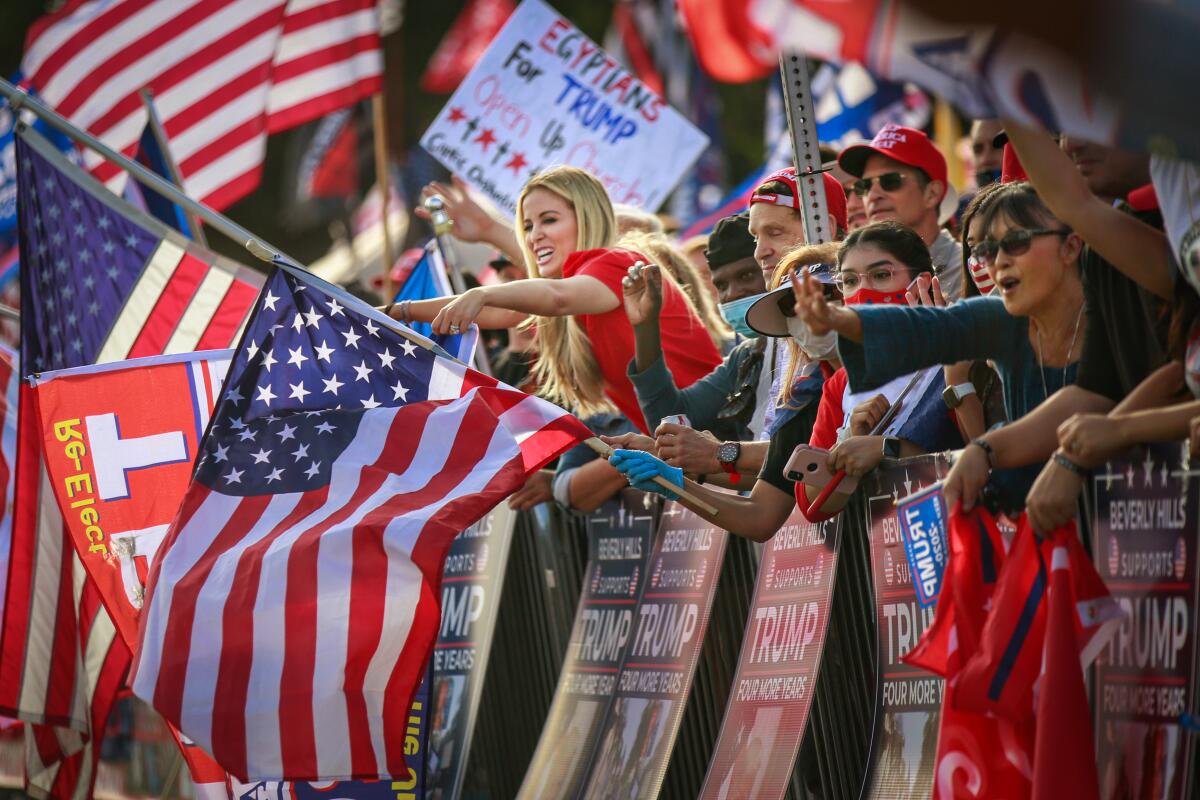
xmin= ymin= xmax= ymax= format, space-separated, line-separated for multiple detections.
xmin=704 ymin=213 xmax=756 ymax=269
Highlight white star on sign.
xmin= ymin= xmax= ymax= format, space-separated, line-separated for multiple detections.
xmin=322 ymin=374 xmax=344 ymax=395
xmin=289 ymin=381 xmax=311 ymax=402
xmin=292 ymin=443 xmax=310 ymax=462
xmin=224 ymin=467 xmax=244 ymax=485
xmin=213 ymin=444 xmax=229 ymax=463
xmin=305 ymin=461 xmax=321 ymax=478
xmin=251 ymin=448 xmax=271 ymax=464
xmin=327 ymin=298 xmax=344 ymax=316
xmin=277 ymin=424 xmax=297 ymax=442
xmin=288 ymin=346 xmax=308 ymax=368
xmin=392 ymin=380 xmax=408 ymax=401
xmin=342 ymin=328 xmax=361 ymax=349
xmin=353 ymin=360 xmax=373 ymax=382
xmin=256 ymin=384 xmax=277 ymax=405
xmin=378 ymin=348 xmax=396 ymax=369
xmin=266 ymin=467 xmax=284 ymax=483
xmin=303 ymin=308 xmax=322 ymax=328
xmin=314 ymin=341 xmax=334 ymax=362
xmin=400 ymin=339 xmax=418 ymax=357
xmin=262 ymin=291 xmax=279 ymax=311
xmin=361 ymin=395 xmax=381 ymax=410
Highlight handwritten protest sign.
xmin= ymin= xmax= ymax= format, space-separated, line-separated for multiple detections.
xmin=419 ymin=0 xmax=709 ymax=214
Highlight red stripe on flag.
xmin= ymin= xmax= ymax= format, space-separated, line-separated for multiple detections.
xmin=127 ymin=251 xmax=210 ymax=358
xmin=42 ymin=520 xmax=79 ymax=728
xmin=25 ymin=0 xmax=148 ymax=90
xmin=177 ymin=117 xmax=264 ymax=179
xmin=194 ymin=165 xmax=267 ymax=218
xmin=266 ymin=76 xmax=381 ymax=133
xmin=197 ymin=278 xmax=258 ymax=351
xmin=53 ymin=0 xmax=241 ymax=119
xmin=271 ymin=34 xmax=379 ymax=83
xmin=279 ymin=0 xmax=376 ymax=34
xmin=211 ymin=490 xmax=330 ymax=780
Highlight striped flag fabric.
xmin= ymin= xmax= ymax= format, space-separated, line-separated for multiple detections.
xmin=20 ymin=0 xmax=383 ymax=210
xmin=133 ymin=263 xmax=591 ymax=781
xmin=0 ymin=345 xmax=17 ymax=617
xmin=0 ymin=125 xmax=261 ymax=798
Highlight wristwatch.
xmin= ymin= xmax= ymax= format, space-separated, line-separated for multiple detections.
xmin=717 ymin=441 xmax=742 ymax=484
xmin=942 ymin=382 xmax=977 ymax=409
xmin=881 ymin=436 xmax=903 ymax=459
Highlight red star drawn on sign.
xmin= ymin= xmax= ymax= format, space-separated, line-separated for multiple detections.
xmin=504 ymin=152 xmax=528 ymax=175
xmin=474 ymin=128 xmax=497 ymax=151
xmin=446 ymin=106 xmax=466 ymax=124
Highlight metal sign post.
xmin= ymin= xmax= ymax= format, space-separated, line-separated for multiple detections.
xmin=777 ymin=52 xmax=834 ymax=246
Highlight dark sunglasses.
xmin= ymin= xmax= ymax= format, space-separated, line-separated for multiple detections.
xmin=970 ymin=228 xmax=1071 ymax=266
xmin=852 ymin=172 xmax=910 ymax=197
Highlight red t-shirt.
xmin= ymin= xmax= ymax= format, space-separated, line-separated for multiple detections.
xmin=809 ymin=367 xmax=849 ymax=450
xmin=562 ymin=248 xmax=722 ymax=433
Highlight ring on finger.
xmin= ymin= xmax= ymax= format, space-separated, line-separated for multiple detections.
xmin=449 ymin=324 xmax=461 ymax=334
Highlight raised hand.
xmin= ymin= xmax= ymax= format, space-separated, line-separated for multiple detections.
xmin=790 ymin=271 xmax=838 ymax=336
xmin=904 ymin=272 xmax=947 ymax=307
xmin=415 ymin=175 xmax=499 ymax=244
xmin=621 ymin=261 xmax=663 ymax=328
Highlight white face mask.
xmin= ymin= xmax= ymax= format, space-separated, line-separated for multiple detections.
xmin=786 ymin=315 xmax=838 ymax=359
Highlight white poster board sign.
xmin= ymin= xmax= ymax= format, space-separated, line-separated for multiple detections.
xmin=419 ymin=0 xmax=709 ymax=215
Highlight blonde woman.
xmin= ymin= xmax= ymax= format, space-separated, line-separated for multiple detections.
xmin=392 ymin=166 xmax=722 ymax=433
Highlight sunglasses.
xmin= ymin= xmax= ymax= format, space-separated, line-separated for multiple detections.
xmin=852 ymin=172 xmax=910 ymax=197
xmin=970 ymin=228 xmax=1071 ymax=266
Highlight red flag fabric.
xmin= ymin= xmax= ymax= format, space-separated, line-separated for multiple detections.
xmin=904 ymin=505 xmax=1033 ymax=799
xmin=420 ymin=0 xmax=515 ymax=94
xmin=1032 ymin=530 xmax=1104 ymax=800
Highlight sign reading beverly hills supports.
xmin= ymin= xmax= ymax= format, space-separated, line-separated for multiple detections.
xmin=419 ymin=0 xmax=709 ymax=214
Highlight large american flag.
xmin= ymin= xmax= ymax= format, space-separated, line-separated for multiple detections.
xmin=0 ymin=125 xmax=261 ymax=798
xmin=133 ymin=264 xmax=590 ymax=781
xmin=21 ymin=0 xmax=382 ymax=210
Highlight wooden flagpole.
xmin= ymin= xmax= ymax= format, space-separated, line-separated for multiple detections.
xmin=372 ymin=92 xmax=396 ymax=300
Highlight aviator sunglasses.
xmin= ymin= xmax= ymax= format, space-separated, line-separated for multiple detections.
xmin=970 ymin=228 xmax=1071 ymax=267
xmin=851 ymin=172 xmax=911 ymax=197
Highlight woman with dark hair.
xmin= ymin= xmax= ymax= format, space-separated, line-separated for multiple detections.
xmin=792 ymin=182 xmax=1087 ymax=506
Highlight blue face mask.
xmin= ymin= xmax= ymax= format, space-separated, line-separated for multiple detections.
xmin=719 ymin=291 xmax=767 ymax=339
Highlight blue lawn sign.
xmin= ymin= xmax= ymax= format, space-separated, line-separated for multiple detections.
xmin=393 ymin=242 xmax=478 ymax=363
xmin=896 ymin=483 xmax=949 ymax=608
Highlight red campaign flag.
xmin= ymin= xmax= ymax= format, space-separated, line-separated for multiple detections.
xmin=1032 ymin=529 xmax=1107 ymax=800
xmin=677 ymin=0 xmax=880 ymax=83
xmin=904 ymin=505 xmax=1033 ymax=799
xmin=420 ymin=0 xmax=516 ymax=94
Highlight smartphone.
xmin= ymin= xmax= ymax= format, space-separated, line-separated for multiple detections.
xmin=783 ymin=445 xmax=860 ymax=495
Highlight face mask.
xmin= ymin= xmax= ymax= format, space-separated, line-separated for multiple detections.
xmin=719 ymin=291 xmax=767 ymax=338
xmin=844 ymin=287 xmax=908 ymax=307
xmin=786 ymin=315 xmax=838 ymax=359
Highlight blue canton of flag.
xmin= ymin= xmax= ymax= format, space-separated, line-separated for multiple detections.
xmin=17 ymin=129 xmax=154 ymax=373
xmin=197 ymin=268 xmax=453 ymax=495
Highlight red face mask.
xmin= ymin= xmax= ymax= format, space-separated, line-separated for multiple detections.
xmin=844 ymin=287 xmax=908 ymax=306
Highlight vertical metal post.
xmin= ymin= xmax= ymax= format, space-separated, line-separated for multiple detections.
xmin=777 ymin=53 xmax=833 ymax=246
xmin=372 ymin=93 xmax=396 ymax=299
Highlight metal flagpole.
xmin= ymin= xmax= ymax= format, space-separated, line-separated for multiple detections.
xmin=0 ymin=77 xmax=286 ymax=270
xmin=137 ymin=87 xmax=209 ymax=247
xmin=777 ymin=52 xmax=834 ymax=246
xmin=422 ymin=195 xmax=469 ymax=295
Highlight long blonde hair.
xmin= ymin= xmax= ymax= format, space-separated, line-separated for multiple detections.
xmin=617 ymin=231 xmax=732 ymax=349
xmin=773 ymin=242 xmax=840 ymax=406
xmin=517 ymin=166 xmax=619 ymax=416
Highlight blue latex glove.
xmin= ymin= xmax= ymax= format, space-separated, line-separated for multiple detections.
xmin=609 ymin=449 xmax=684 ymax=499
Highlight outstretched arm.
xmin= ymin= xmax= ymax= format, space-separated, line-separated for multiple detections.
xmin=430 ymin=275 xmax=621 ymax=335
xmin=1003 ymin=123 xmax=1173 ymax=300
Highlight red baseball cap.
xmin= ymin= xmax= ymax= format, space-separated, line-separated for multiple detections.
xmin=749 ymin=167 xmax=849 ymax=235
xmin=837 ymin=125 xmax=949 ymax=199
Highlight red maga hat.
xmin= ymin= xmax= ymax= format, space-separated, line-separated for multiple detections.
xmin=749 ymin=167 xmax=849 ymax=234
xmin=837 ymin=124 xmax=949 ymax=197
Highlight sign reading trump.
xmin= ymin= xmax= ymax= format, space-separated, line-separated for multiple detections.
xmin=419 ymin=0 xmax=709 ymax=214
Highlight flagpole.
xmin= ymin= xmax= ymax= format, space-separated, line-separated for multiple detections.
xmin=0 ymin=78 xmax=286 ymax=270
xmin=372 ymin=93 xmax=396 ymax=299
xmin=137 ymin=87 xmax=209 ymax=248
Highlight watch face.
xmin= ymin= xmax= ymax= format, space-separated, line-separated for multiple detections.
xmin=718 ymin=442 xmax=739 ymax=464
xmin=883 ymin=437 xmax=902 ymax=458
xmin=942 ymin=384 xmax=960 ymax=409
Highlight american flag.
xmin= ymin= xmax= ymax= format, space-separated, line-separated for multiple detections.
xmin=0 ymin=125 xmax=261 ymax=798
xmin=133 ymin=264 xmax=590 ymax=781
xmin=21 ymin=0 xmax=382 ymax=210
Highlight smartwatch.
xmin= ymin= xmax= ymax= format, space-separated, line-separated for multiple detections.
xmin=942 ymin=382 xmax=977 ymax=409
xmin=881 ymin=436 xmax=903 ymax=459
xmin=717 ymin=441 xmax=742 ymax=484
